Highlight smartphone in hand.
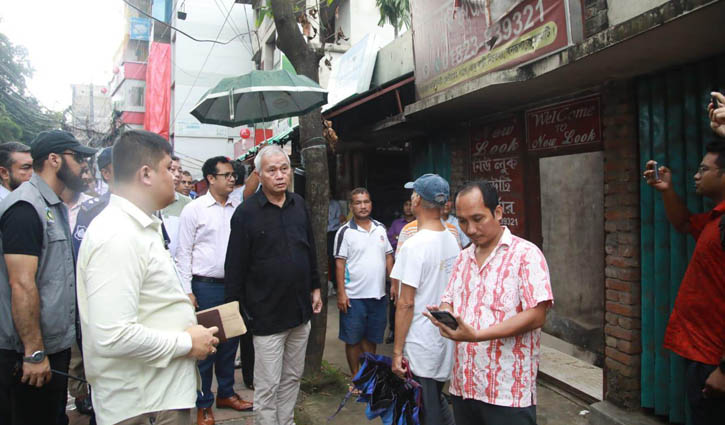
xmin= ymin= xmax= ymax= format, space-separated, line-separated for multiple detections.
xmin=430 ymin=310 xmax=459 ymax=330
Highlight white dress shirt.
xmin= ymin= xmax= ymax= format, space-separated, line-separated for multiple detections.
xmin=0 ymin=185 xmax=10 ymax=202
xmin=76 ymin=195 xmax=197 ymax=425
xmin=176 ymin=192 xmax=239 ymax=294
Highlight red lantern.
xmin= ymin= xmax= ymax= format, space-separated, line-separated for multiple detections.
xmin=240 ymin=128 xmax=251 ymax=139
xmin=100 ymin=87 xmax=108 ymax=94
xmin=113 ymin=66 xmax=120 ymax=74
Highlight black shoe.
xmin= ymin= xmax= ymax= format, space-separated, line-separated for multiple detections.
xmin=75 ymin=395 xmax=93 ymax=415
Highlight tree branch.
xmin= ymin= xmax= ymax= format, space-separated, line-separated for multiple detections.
xmin=269 ymin=0 xmax=318 ymax=81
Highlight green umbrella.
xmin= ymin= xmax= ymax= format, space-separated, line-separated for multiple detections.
xmin=190 ymin=69 xmax=328 ymax=127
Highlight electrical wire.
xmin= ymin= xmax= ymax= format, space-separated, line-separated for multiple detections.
xmin=171 ymin=1 xmax=235 ymax=129
xmin=121 ymin=0 xmax=256 ymax=45
xmin=213 ymin=0 xmax=255 ymax=57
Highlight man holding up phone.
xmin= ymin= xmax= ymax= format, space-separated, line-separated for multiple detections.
xmin=425 ymin=181 xmax=553 ymax=425
xmin=643 ymin=137 xmax=725 ymax=424
xmin=390 ymin=174 xmax=459 ymax=425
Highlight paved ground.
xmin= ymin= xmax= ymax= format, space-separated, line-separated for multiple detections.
xmin=69 ymin=295 xmax=592 ymax=424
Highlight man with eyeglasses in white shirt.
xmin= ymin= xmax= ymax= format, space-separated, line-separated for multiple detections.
xmin=177 ymin=156 xmax=252 ymax=425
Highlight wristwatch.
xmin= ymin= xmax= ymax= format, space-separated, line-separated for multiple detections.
xmin=719 ymin=359 xmax=725 ymax=374
xmin=23 ymin=350 xmax=46 ymax=364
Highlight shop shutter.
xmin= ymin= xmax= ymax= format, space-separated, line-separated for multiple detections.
xmin=637 ymin=55 xmax=724 ymax=424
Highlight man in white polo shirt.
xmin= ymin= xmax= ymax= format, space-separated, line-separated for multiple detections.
xmin=333 ymin=187 xmax=393 ymax=375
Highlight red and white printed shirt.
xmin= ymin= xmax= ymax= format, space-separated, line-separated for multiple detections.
xmin=441 ymin=227 xmax=553 ymax=407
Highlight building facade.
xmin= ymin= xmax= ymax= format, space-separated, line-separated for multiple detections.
xmin=324 ymin=1 xmax=725 ymax=423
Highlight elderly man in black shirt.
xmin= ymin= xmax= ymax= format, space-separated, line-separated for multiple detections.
xmin=225 ymin=145 xmax=322 ymax=425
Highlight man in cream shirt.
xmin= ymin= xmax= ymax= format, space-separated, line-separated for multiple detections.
xmin=76 ymin=130 xmax=219 ymax=425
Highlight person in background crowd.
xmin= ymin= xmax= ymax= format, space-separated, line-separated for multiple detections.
xmin=643 ymin=136 xmax=725 ymax=425
xmin=426 ymin=181 xmax=553 ymax=425
xmin=385 ymin=198 xmax=414 ymax=343
xmin=73 ymin=148 xmax=114 ymax=255
xmin=327 ymin=192 xmax=346 ymax=294
xmin=0 ymin=130 xmax=95 ymax=425
xmin=0 ymin=142 xmax=32 ymax=201
xmin=387 ymin=199 xmax=414 ymax=253
xmin=229 ymin=161 xmax=246 ymax=204
xmin=391 ymin=174 xmax=458 ymax=425
xmin=177 ymin=156 xmax=252 ymax=425
xmin=70 ymin=147 xmax=114 ymax=421
xmin=333 ymin=188 xmax=393 ymax=376
xmin=76 ymin=130 xmax=219 ymax=425
xmin=227 ymin=160 xmax=254 ymax=388
xmin=161 ymin=154 xmax=192 ymax=257
xmin=179 ymin=170 xmax=194 ymax=197
xmin=442 ymin=199 xmax=470 ymax=248
xmin=241 ymin=162 xmax=260 ymax=201
xmin=225 ymin=145 xmax=322 ymax=425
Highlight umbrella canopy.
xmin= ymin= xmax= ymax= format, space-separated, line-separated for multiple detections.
xmin=190 ymin=70 xmax=327 ymax=127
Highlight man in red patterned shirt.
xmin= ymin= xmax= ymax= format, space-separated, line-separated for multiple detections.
xmin=643 ymin=138 xmax=725 ymax=425
xmin=425 ymin=180 xmax=553 ymax=425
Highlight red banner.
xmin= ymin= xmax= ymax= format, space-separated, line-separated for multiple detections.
xmin=144 ymin=42 xmax=171 ymax=139
xmin=411 ymin=0 xmax=571 ymax=99
xmin=470 ymin=116 xmax=526 ymax=236
xmin=525 ymin=96 xmax=601 ymax=152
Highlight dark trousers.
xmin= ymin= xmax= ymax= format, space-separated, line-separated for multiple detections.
xmin=386 ymin=279 xmax=395 ymax=336
xmin=412 ymin=375 xmax=455 ymax=425
xmin=193 ymin=281 xmax=239 ymax=408
xmin=451 ymin=395 xmax=537 ymax=425
xmin=239 ymin=331 xmax=254 ymax=386
xmin=0 ymin=348 xmax=71 ymax=425
xmin=686 ymin=360 xmax=725 ymax=425
xmin=327 ymin=231 xmax=337 ymax=289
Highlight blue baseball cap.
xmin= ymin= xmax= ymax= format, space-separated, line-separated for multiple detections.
xmin=404 ymin=173 xmax=449 ymax=206
xmin=96 ymin=147 xmax=113 ymax=170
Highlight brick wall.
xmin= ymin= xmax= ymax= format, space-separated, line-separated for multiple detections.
xmin=601 ymin=79 xmax=642 ymax=408
xmin=584 ymin=0 xmax=609 ymax=38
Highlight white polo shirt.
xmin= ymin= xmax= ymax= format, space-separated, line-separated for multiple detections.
xmin=334 ymin=218 xmax=393 ymax=299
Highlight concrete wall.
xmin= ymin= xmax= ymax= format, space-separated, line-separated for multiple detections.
xmin=607 ymin=0 xmax=670 ymax=26
xmin=170 ymin=0 xmax=255 ymax=175
xmin=540 ymin=151 xmax=605 ymax=360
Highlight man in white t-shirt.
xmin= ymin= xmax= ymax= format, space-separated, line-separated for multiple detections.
xmin=334 ymin=187 xmax=393 ymax=375
xmin=391 ymin=174 xmax=459 ymax=425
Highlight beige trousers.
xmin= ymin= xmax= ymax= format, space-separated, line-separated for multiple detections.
xmin=253 ymin=321 xmax=311 ymax=425
xmin=116 ymin=409 xmax=191 ymax=425
xmin=68 ymin=341 xmax=88 ymax=398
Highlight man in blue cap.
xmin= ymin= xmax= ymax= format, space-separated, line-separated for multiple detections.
xmin=391 ymin=173 xmax=459 ymax=425
xmin=0 ymin=129 xmax=95 ymax=425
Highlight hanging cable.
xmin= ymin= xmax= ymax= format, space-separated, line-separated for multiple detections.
xmin=121 ymin=0 xmax=257 ymax=45
xmin=171 ymin=0 xmax=235 ymax=128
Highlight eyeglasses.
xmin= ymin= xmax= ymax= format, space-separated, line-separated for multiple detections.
xmin=696 ymin=165 xmax=723 ymax=174
xmin=61 ymin=152 xmax=88 ymax=164
xmin=213 ymin=172 xmax=237 ymax=180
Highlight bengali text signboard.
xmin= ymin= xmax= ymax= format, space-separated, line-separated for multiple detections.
xmin=471 ymin=116 xmax=526 ymax=236
xmin=525 ymin=96 xmax=601 ymax=152
xmin=411 ymin=0 xmax=571 ymax=99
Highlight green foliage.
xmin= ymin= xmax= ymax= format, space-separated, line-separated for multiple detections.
xmin=376 ymin=0 xmax=410 ymax=37
xmin=0 ymin=104 xmax=22 ymax=142
xmin=0 ymin=32 xmax=61 ymax=143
